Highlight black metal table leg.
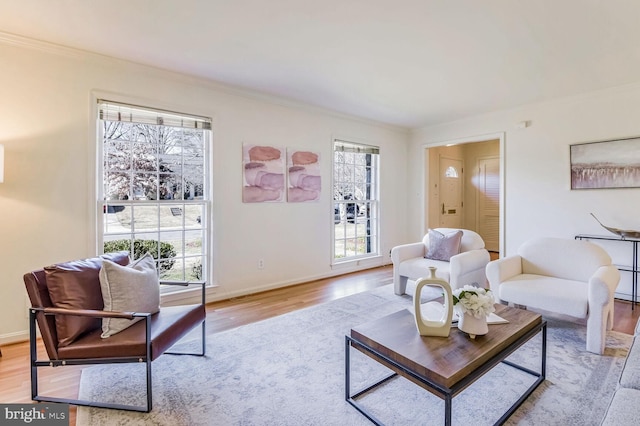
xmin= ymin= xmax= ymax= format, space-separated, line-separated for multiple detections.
xmin=345 ymin=321 xmax=546 ymax=426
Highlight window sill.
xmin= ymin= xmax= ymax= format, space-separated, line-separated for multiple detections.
xmin=161 ymin=283 xmax=218 ymax=306
xmin=331 ymin=255 xmax=385 ymax=271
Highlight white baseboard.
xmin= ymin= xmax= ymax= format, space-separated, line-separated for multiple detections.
xmin=0 ymin=330 xmax=30 ymax=346
xmin=207 ymin=260 xmax=391 ymax=303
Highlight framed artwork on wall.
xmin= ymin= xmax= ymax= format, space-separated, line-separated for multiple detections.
xmin=570 ymin=136 xmax=640 ymax=189
xmin=287 ymin=149 xmax=321 ymax=202
xmin=242 ymin=143 xmax=285 ymax=202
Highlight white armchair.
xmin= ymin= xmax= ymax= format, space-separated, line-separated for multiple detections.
xmin=391 ymin=228 xmax=490 ymax=295
xmin=486 ymin=237 xmax=620 ymax=354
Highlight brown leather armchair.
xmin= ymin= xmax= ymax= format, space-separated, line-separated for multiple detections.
xmin=23 ymin=252 xmax=206 ymax=412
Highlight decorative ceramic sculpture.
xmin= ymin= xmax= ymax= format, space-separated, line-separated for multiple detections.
xmin=591 ymin=213 xmax=640 ymax=239
xmin=413 ymin=267 xmax=454 ymax=337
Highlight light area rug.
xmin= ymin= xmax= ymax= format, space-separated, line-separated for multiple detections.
xmin=77 ymin=284 xmax=631 ymax=425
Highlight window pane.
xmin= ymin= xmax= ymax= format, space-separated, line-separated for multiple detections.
xmin=333 ymin=140 xmax=379 ymax=262
xmin=185 ymin=205 xmax=205 ymax=225
xmin=186 ymin=255 xmax=204 ymax=281
xmin=159 ymin=174 xmax=177 ymax=200
xmin=104 ymin=172 xmax=129 ymax=200
xmin=99 ymin=101 xmax=210 ymax=292
xmin=132 ymin=141 xmax=158 ymax=172
xmin=445 ymin=166 xmax=459 ymax=178
xmin=103 ymin=204 xmax=129 ymax=233
xmin=132 ymin=173 xmax=158 ymax=200
xmin=103 ymin=121 xmax=133 ymax=142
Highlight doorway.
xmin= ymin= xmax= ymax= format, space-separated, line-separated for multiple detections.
xmin=438 ymin=156 xmax=463 ymax=228
xmin=425 ymin=136 xmax=503 ymax=255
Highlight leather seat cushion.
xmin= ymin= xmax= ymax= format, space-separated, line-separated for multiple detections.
xmin=57 ymin=304 xmax=205 ymax=361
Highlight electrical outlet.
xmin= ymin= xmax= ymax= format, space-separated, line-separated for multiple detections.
xmin=258 ymin=259 xmax=265 ymax=270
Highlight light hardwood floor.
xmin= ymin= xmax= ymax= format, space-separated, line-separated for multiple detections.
xmin=1 ymin=264 xmax=638 ymax=425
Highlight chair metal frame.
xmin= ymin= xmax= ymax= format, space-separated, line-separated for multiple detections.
xmin=29 ymin=280 xmax=206 ymax=413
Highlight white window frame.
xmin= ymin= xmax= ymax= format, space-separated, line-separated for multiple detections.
xmin=332 ymin=138 xmax=380 ymax=263
xmin=96 ymin=100 xmax=212 ymax=293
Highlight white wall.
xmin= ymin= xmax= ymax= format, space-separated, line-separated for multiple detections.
xmin=410 ymin=83 xmax=640 ymax=300
xmin=0 ymin=36 xmax=410 ymax=344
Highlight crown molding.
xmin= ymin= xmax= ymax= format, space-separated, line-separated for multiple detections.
xmin=0 ymin=30 xmax=87 ymax=59
xmin=0 ymin=31 xmax=409 ymax=135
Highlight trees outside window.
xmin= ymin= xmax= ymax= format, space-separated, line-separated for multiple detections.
xmin=98 ymin=101 xmax=211 ymax=287
xmin=333 ymin=139 xmax=379 ymax=261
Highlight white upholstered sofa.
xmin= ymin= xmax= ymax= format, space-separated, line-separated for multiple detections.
xmin=601 ymin=318 xmax=640 ymax=425
xmin=486 ymin=237 xmax=620 ymax=354
xmin=391 ymin=228 xmax=490 ymax=295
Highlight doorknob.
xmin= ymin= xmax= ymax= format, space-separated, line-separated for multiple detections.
xmin=442 ymin=203 xmax=445 ymax=214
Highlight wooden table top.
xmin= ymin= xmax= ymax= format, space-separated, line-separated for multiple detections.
xmin=350 ymin=304 xmax=542 ymax=390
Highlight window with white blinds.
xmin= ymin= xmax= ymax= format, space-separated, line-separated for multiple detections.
xmin=97 ymin=100 xmax=211 ymax=286
xmin=333 ymin=138 xmax=380 ymax=261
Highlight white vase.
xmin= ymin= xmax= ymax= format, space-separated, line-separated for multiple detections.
xmin=414 ymin=267 xmax=454 ymax=337
xmin=457 ymin=312 xmax=488 ymax=339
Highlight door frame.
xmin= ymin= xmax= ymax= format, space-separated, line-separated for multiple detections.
xmin=421 ymin=132 xmax=506 ymax=256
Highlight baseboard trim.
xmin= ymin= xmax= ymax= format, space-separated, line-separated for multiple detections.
xmin=207 ymin=261 xmax=392 ymax=303
xmin=0 ymin=330 xmax=30 ymax=346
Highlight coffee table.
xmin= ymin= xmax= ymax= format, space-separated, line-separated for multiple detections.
xmin=345 ymin=304 xmax=546 ymax=425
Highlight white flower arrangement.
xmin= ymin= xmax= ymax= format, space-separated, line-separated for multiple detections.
xmin=452 ymin=285 xmax=496 ymax=319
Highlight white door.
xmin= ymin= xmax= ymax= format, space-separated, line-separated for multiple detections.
xmin=477 ymin=157 xmax=500 ymax=251
xmin=439 ymin=156 xmax=463 ymax=228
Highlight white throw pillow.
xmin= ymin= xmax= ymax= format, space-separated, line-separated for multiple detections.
xmin=99 ymin=253 xmax=160 ymax=338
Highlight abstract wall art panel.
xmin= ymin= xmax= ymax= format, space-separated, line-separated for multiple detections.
xmin=570 ymin=137 xmax=640 ymax=189
xmin=242 ymin=143 xmax=285 ymax=202
xmin=287 ymin=149 xmax=321 ymax=202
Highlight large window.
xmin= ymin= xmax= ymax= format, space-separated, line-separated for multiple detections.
xmin=333 ymin=139 xmax=379 ymax=261
xmin=98 ymin=100 xmax=211 ymax=287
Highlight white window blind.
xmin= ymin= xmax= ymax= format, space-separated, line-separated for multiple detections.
xmin=98 ymin=100 xmax=211 ymax=130
xmin=334 ymin=139 xmax=380 ymax=155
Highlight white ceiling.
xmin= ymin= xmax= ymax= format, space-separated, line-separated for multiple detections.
xmin=2 ymin=0 xmax=640 ymax=128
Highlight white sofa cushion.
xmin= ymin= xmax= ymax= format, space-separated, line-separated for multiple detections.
xmin=399 ymin=257 xmax=451 ymax=283
xmin=499 ymin=274 xmax=588 ymax=318
xmin=620 ymin=336 xmax=640 ymax=390
xmin=601 ymin=388 xmax=640 ymax=426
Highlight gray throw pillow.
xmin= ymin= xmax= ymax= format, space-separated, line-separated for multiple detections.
xmin=99 ymin=253 xmax=160 ymax=338
xmin=425 ymin=229 xmax=463 ymax=261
